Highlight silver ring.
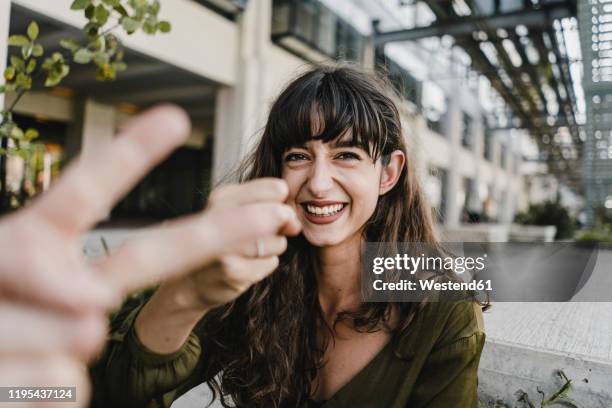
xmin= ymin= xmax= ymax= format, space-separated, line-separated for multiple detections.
xmin=256 ymin=239 xmax=265 ymax=258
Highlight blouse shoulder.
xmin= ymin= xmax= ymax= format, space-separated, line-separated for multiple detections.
xmin=418 ymin=299 xmax=485 ymax=350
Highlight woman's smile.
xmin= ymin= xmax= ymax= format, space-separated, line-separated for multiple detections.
xmin=301 ymin=201 xmax=349 ymax=225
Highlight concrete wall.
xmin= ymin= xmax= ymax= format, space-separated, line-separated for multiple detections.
xmin=12 ymin=0 xmax=239 ymax=85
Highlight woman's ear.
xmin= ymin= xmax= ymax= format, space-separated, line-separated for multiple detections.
xmin=379 ymin=150 xmax=405 ymax=195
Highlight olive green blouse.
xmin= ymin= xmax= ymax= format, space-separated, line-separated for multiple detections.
xmin=91 ymin=293 xmax=485 ymax=408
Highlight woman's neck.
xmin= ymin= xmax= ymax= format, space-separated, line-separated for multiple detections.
xmin=315 ymin=234 xmax=362 ymax=319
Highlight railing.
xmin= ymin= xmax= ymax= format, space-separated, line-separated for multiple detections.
xmin=194 ymin=0 xmax=248 ymax=20
xmin=271 ymin=0 xmax=365 ymax=63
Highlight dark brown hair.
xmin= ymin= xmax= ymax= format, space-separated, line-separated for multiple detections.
xmin=200 ymin=64 xmax=449 ymax=407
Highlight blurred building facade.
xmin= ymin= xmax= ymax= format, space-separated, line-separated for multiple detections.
xmin=0 ymin=0 xmax=530 ymax=227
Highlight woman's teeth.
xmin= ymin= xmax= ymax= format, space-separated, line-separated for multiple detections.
xmin=306 ymin=204 xmax=344 ymax=216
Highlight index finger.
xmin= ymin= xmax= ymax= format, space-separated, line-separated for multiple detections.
xmin=102 ymin=202 xmax=301 ymax=294
xmin=208 ymin=178 xmax=289 ymax=209
xmin=32 ymin=105 xmax=191 ymax=235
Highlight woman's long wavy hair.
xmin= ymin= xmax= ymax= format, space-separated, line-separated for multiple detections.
xmin=201 ymin=64 xmax=450 ymax=407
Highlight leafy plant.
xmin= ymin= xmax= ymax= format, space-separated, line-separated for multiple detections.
xmin=480 ymin=370 xmax=580 ymax=408
xmin=514 ymin=200 xmax=575 ymax=240
xmin=0 ymin=0 xmax=172 ymax=157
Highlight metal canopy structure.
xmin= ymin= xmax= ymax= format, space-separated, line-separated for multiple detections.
xmin=373 ymin=0 xmax=582 ymax=186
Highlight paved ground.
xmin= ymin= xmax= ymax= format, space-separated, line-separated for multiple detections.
xmin=479 ymin=249 xmax=612 ymax=406
xmin=484 ymin=249 xmax=612 ymax=362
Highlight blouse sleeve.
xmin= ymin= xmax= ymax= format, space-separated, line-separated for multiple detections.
xmin=90 ymin=290 xmax=205 ymax=408
xmin=408 ymin=301 xmax=486 ymax=408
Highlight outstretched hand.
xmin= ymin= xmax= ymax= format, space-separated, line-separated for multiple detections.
xmin=0 ymin=105 xmax=300 ymax=407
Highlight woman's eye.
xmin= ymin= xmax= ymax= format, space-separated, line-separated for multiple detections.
xmin=285 ymin=153 xmax=309 ymax=162
xmin=335 ymin=152 xmax=361 ymax=161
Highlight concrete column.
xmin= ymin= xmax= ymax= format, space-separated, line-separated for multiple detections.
xmin=212 ymin=0 xmax=269 ymax=184
xmin=80 ymin=99 xmax=116 ymax=158
xmin=472 ymin=113 xmax=485 ymax=214
xmin=409 ymin=115 xmax=428 ymax=181
xmin=212 ymin=87 xmax=243 ymax=183
xmin=443 ymin=87 xmax=462 ymax=227
xmin=498 ymin=131 xmax=513 ymax=224
xmin=362 ymin=35 xmax=376 ymax=70
xmin=0 ymin=0 xmax=11 ymax=110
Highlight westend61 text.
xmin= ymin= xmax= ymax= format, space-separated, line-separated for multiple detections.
xmin=373 ymin=279 xmax=493 ymax=292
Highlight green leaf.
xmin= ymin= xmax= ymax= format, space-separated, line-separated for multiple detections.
xmin=51 ymin=52 xmax=64 ymax=62
xmin=113 ymin=4 xmax=128 ymax=16
xmin=74 ymin=48 xmax=93 ymax=64
xmin=8 ymin=35 xmax=29 ymax=47
xmin=149 ymin=0 xmax=160 ymax=15
xmin=143 ymin=19 xmax=157 ymax=34
xmin=4 ymin=66 xmax=16 ymax=81
xmin=157 ymin=21 xmax=171 ymax=33
xmin=27 ymin=21 xmax=39 ymax=40
xmin=85 ymin=5 xmax=95 ymax=19
xmin=93 ymin=51 xmax=110 ymax=65
xmin=45 ymin=73 xmax=59 ymax=87
xmin=10 ymin=125 xmax=24 ymax=140
xmin=70 ymin=0 xmax=91 ymax=10
xmin=41 ymin=58 xmax=54 ymax=70
xmin=121 ymin=17 xmax=140 ymax=33
xmin=94 ymin=5 xmax=110 ymax=25
xmin=3 ymin=83 xmax=16 ymax=92
xmin=84 ymin=22 xmax=100 ymax=37
xmin=26 ymin=59 xmax=37 ymax=74
xmin=21 ymin=43 xmax=33 ymax=59
xmin=0 ymin=85 xmax=5 ymax=94
xmin=96 ymin=63 xmax=115 ymax=80
xmin=60 ymin=39 xmax=81 ymax=53
xmin=10 ymin=56 xmax=24 ymax=71
xmin=32 ymin=44 xmax=44 ymax=57
xmin=93 ymin=35 xmax=106 ymax=52
xmin=60 ymin=64 xmax=70 ymax=78
xmin=15 ymin=72 xmax=32 ymax=90
xmin=24 ymin=128 xmax=39 ymax=141
xmin=102 ymin=0 xmax=120 ymax=6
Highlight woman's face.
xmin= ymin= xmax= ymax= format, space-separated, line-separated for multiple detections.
xmin=281 ymin=134 xmax=383 ymax=248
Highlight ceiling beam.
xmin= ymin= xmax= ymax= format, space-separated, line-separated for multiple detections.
xmin=374 ymin=3 xmax=573 ymax=45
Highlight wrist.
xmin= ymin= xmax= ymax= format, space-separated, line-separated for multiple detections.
xmin=153 ymin=279 xmax=211 ymax=318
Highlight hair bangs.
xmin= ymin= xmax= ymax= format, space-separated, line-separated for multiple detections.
xmin=266 ymin=68 xmax=390 ymax=160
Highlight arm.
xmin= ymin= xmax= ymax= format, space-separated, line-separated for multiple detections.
xmin=91 ymin=289 xmax=207 ymax=408
xmin=92 ymin=180 xmax=301 ymax=407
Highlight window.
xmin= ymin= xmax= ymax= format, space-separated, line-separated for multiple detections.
xmin=271 ymin=0 xmax=364 ymax=63
xmin=425 ymin=166 xmax=448 ymax=222
xmin=461 ymin=112 xmax=473 ymax=149
xmin=500 ymin=143 xmax=507 ymax=169
xmin=422 ymin=81 xmax=447 ymax=136
xmin=483 ymin=126 xmax=493 ymax=161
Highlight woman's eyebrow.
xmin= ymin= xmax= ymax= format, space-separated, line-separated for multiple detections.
xmin=330 ymin=139 xmax=360 ymax=149
xmin=287 ymin=144 xmax=308 ymax=150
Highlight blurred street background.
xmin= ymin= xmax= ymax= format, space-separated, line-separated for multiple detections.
xmin=1 ymin=0 xmax=612 ymax=406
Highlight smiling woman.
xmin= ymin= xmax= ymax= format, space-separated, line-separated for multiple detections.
xmin=92 ymin=65 xmax=486 ymax=408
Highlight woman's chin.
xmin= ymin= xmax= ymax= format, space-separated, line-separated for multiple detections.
xmin=302 ymin=231 xmax=344 ymax=248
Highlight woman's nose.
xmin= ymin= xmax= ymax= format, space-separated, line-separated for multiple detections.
xmin=307 ymin=159 xmax=334 ymax=198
